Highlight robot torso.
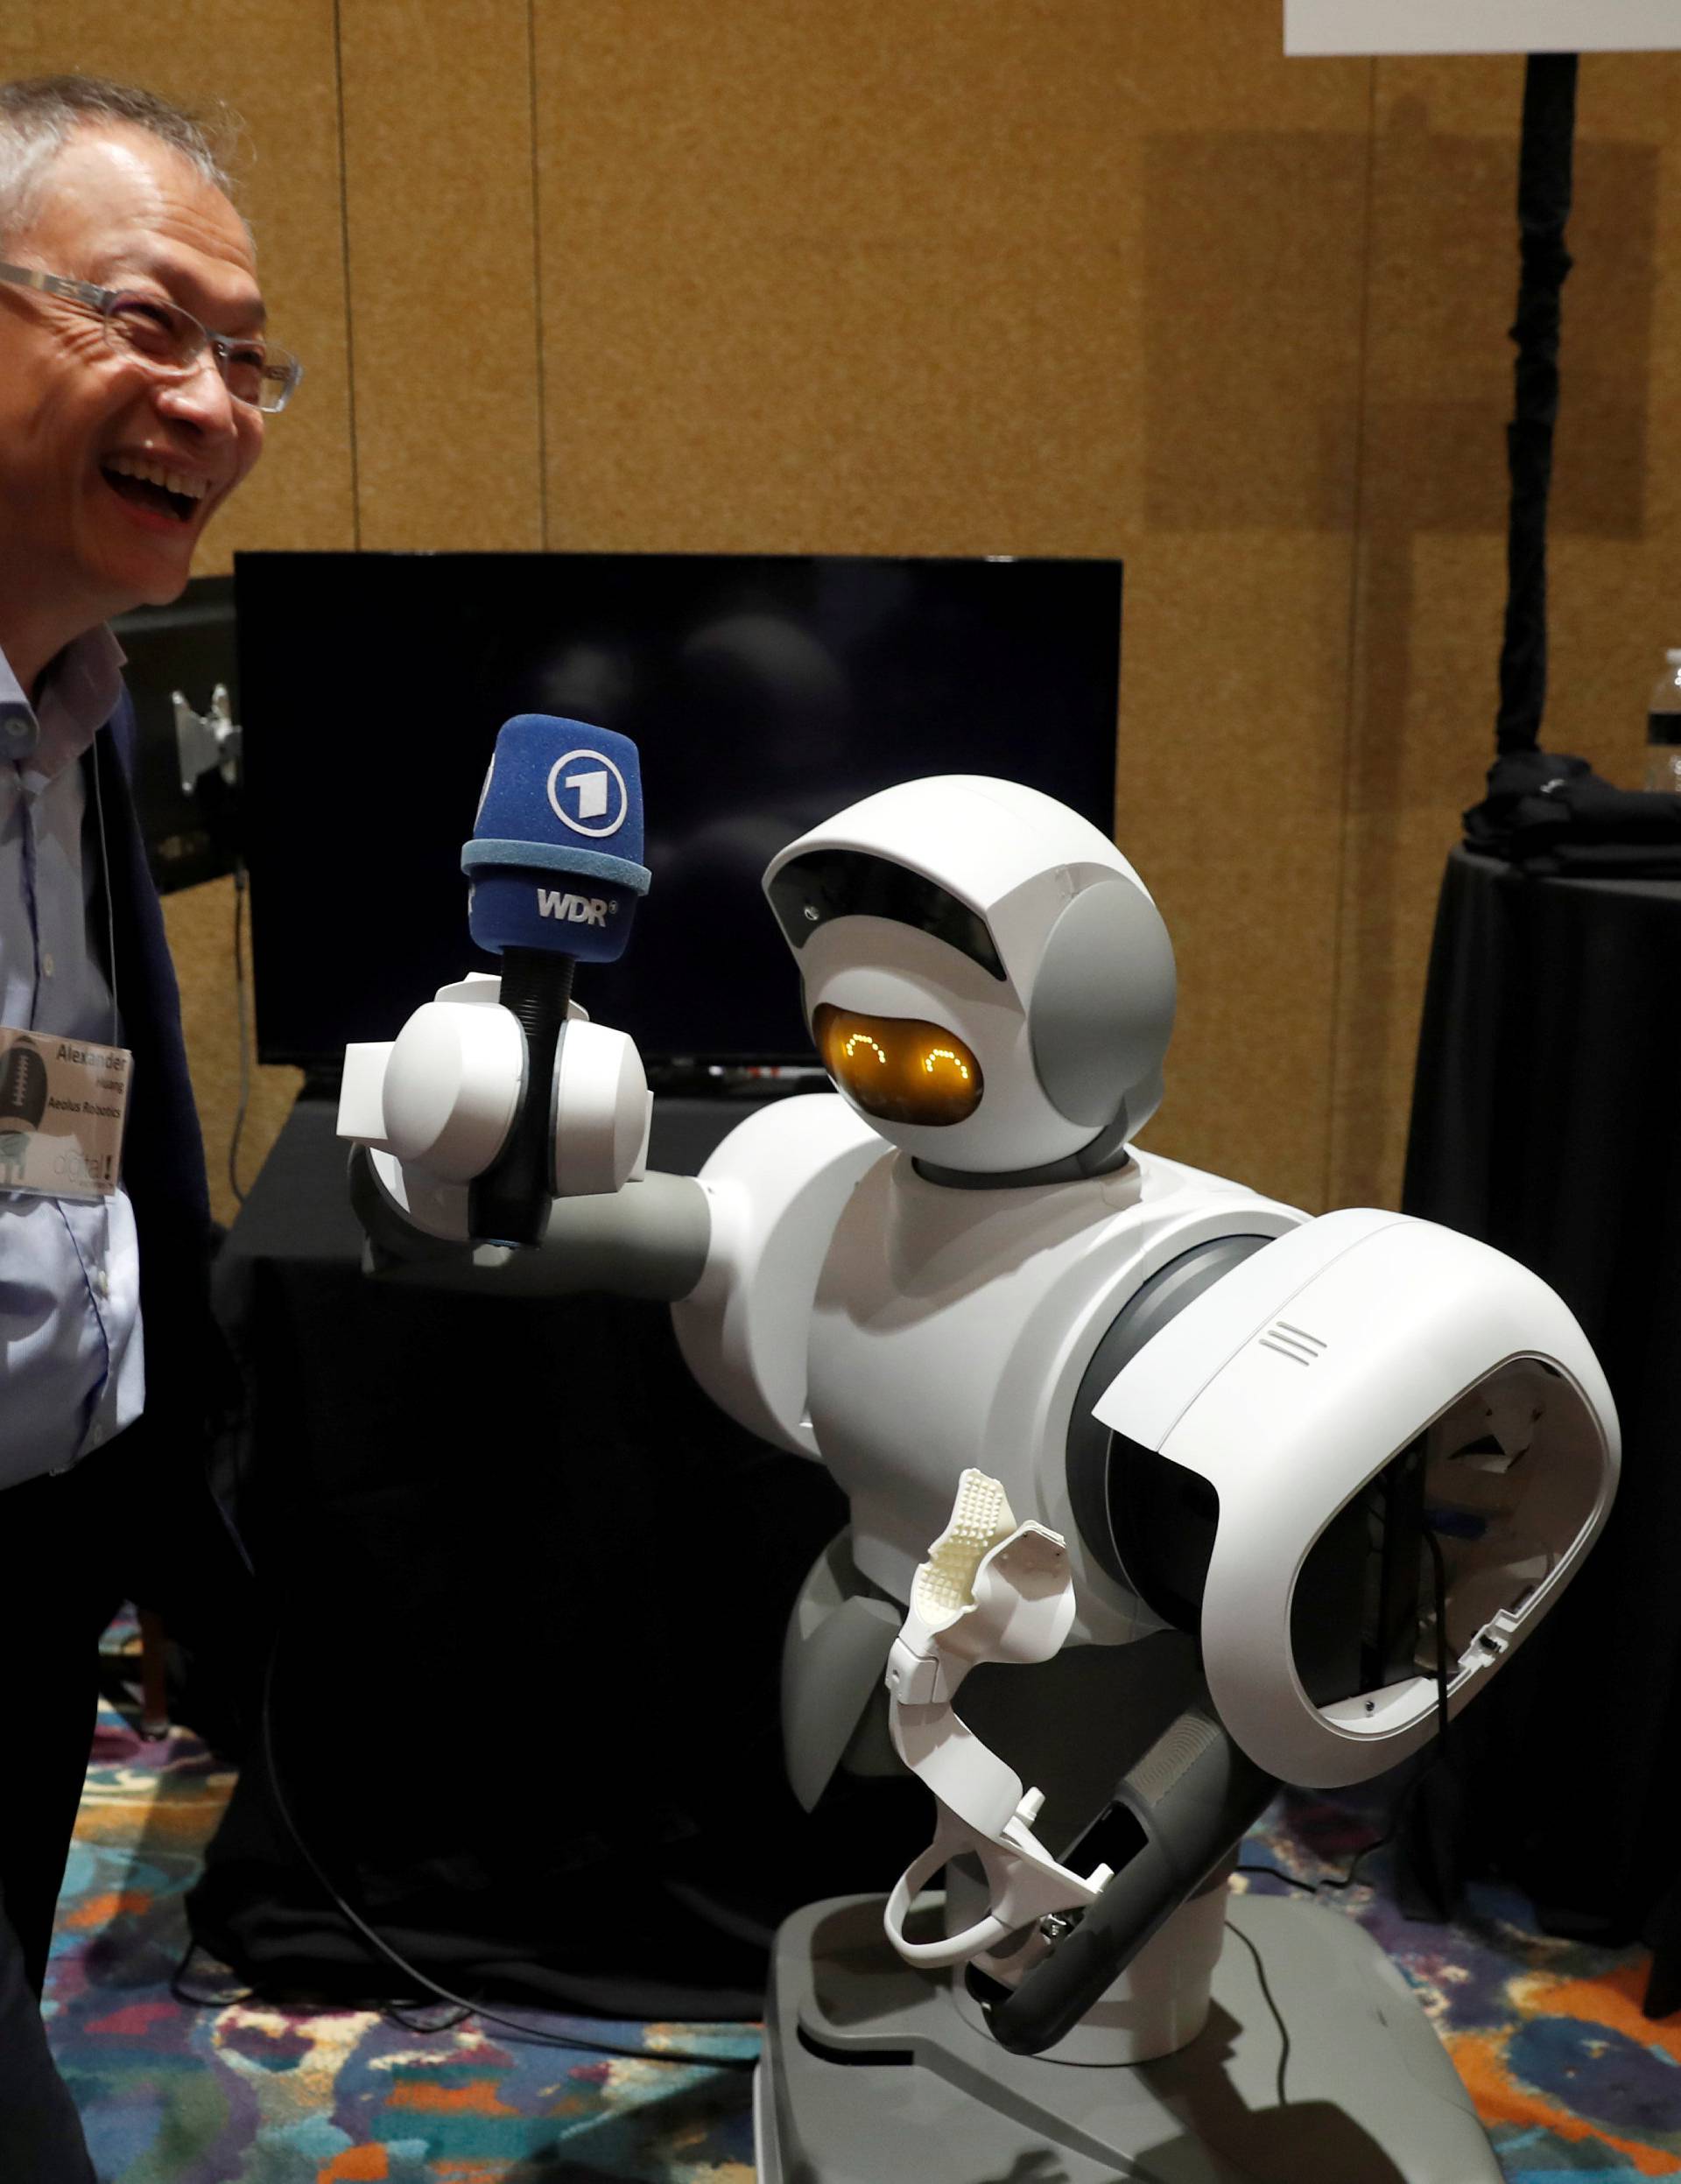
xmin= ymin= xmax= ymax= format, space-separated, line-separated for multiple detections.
xmin=808 ymin=1141 xmax=1302 ymax=1640
xmin=672 ymin=1089 xmax=1304 ymax=1645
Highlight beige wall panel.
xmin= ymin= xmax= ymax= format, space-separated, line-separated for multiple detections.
xmin=12 ymin=22 xmax=1675 ymax=1236
xmin=538 ymin=0 xmax=1137 ymax=557
xmin=1131 ymin=108 xmax=1371 ymax=1212
xmin=1329 ymin=53 xmax=1672 ymax=1213
xmin=8 ymin=4 xmax=354 ymax=1211
xmin=534 ymin=2 xmax=1368 ymax=552
xmin=536 ymin=1 xmax=1374 ymax=1212
xmin=1124 ymin=536 xmax=1362 ymax=1213
xmin=163 ymin=876 xmax=299 ymax=1227
xmin=339 ymin=0 xmax=542 ymax=549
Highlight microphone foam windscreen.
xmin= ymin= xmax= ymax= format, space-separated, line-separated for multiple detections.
xmin=461 ymin=716 xmax=650 ymax=964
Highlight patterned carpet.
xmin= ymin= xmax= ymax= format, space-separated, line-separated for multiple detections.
xmin=46 ymin=1700 xmax=1679 ymax=2181
xmin=50 ymin=1705 xmax=759 ymax=2182
xmin=1241 ymin=1794 xmax=1681 ymax=2180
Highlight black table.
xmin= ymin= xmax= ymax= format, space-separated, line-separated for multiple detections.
xmin=188 ymin=1094 xmax=920 ymax=2016
xmin=1404 ymin=847 xmax=1681 ymax=1966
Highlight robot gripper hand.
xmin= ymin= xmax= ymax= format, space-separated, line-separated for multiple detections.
xmin=336 ymin=970 xmax=651 ymax=1252
xmin=337 ymin=716 xmax=653 ymax=1250
xmin=881 ymin=1469 xmax=1276 ymax=2060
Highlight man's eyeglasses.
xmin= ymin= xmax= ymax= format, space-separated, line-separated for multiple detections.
xmin=0 ymin=260 xmax=302 ymax=414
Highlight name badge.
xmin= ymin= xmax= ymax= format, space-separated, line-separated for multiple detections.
xmin=0 ymin=1025 xmax=131 ymax=1201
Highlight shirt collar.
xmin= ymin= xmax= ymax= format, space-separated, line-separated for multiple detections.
xmin=0 ymin=626 xmax=127 ymax=782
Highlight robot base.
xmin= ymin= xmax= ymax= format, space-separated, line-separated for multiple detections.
xmin=755 ymin=1893 xmax=1502 ymax=2184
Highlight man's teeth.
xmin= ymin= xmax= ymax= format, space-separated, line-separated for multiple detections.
xmin=104 ymin=454 xmax=209 ymax=502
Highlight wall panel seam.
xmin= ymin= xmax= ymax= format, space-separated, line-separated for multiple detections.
xmin=332 ymin=0 xmax=362 ymax=551
xmin=527 ymin=0 xmax=549 ymax=551
xmin=1324 ymin=57 xmax=1382 ymax=1211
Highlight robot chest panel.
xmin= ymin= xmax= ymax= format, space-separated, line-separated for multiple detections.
xmin=806 ymin=1157 xmax=1155 ymax=1605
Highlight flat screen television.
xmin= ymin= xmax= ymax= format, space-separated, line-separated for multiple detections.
xmin=237 ymin=551 xmax=1122 ymax=1084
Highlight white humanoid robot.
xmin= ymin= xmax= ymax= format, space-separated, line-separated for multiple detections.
xmin=341 ymin=763 xmax=1619 ymax=2184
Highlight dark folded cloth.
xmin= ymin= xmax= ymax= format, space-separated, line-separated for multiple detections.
xmin=1463 ymin=749 xmax=1681 ymax=875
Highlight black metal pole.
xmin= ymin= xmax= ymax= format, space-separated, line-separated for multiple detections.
xmin=1495 ymin=53 xmax=1579 ymax=757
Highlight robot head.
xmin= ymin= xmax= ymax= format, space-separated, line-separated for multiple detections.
xmin=763 ymin=777 xmax=1176 ymax=1179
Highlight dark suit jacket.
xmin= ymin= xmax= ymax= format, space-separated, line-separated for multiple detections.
xmin=88 ymin=691 xmax=219 ymax=1446
xmin=66 ymin=689 xmax=261 ymax=1749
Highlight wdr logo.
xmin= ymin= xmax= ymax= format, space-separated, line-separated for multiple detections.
xmin=538 ymin=890 xmax=609 ymax=927
xmin=546 ymin=748 xmax=629 ymax=838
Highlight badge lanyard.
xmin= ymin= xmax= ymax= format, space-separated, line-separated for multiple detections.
xmin=91 ymin=734 xmax=119 ymax=1052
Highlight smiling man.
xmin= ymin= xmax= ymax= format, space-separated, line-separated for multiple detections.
xmin=0 ymin=76 xmax=294 ymax=2173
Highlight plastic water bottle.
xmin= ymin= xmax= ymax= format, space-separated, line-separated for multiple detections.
xmin=1646 ymin=650 xmax=1681 ymax=792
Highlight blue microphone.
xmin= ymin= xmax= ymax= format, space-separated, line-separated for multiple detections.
xmin=461 ymin=716 xmax=649 ymax=1244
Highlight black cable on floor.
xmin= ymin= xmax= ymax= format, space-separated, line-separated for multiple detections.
xmin=1226 ymin=1920 xmax=1291 ymax=2110
xmin=253 ymin=1640 xmax=756 ymax=2073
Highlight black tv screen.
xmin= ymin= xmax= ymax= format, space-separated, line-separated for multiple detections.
xmin=237 ymin=551 xmax=1121 ymax=1078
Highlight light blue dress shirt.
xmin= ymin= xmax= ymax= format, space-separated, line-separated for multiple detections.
xmin=0 ymin=629 xmax=144 ymax=1488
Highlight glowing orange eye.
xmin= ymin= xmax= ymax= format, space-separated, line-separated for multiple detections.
xmin=812 ymin=1005 xmax=983 ymax=1127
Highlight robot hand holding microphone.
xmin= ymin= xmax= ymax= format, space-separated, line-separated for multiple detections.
xmin=337 ymin=716 xmax=653 ymax=1246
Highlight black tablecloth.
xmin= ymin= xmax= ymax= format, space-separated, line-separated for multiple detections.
xmin=1403 ymin=847 xmax=1681 ymax=1946
xmin=188 ymin=1095 xmax=921 ymax=2017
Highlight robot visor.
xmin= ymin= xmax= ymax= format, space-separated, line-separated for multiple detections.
xmin=813 ymin=1004 xmax=983 ymax=1126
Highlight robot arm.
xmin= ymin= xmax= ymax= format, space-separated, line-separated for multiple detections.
xmin=348 ymin=1135 xmax=713 ymax=1299
xmin=881 ymin=1208 xmax=1619 ymax=2057
xmin=338 ymin=979 xmax=888 ymax=1431
xmin=1095 ymin=1206 xmax=1617 ymax=1787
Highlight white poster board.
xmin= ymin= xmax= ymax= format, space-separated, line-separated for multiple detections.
xmin=1285 ymin=0 xmax=1681 ymax=54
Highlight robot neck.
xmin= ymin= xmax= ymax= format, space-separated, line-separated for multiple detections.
xmin=912 ymin=1125 xmax=1137 ymax=1193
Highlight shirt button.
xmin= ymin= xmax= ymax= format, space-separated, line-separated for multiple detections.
xmin=95 ymin=1268 xmax=109 ymax=1296
xmin=87 ymin=1425 xmax=104 ymax=1450
xmin=40 ymin=954 xmax=54 ymax=979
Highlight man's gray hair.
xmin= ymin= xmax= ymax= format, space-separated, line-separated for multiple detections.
xmin=0 ymin=76 xmax=240 ymax=246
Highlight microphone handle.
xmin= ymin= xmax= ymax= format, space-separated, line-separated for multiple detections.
xmin=469 ymin=945 xmax=576 ymax=1246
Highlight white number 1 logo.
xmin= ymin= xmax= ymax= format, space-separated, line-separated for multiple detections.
xmin=546 ymin=749 xmax=629 ymax=837
xmin=565 ymin=769 xmax=609 ymax=820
